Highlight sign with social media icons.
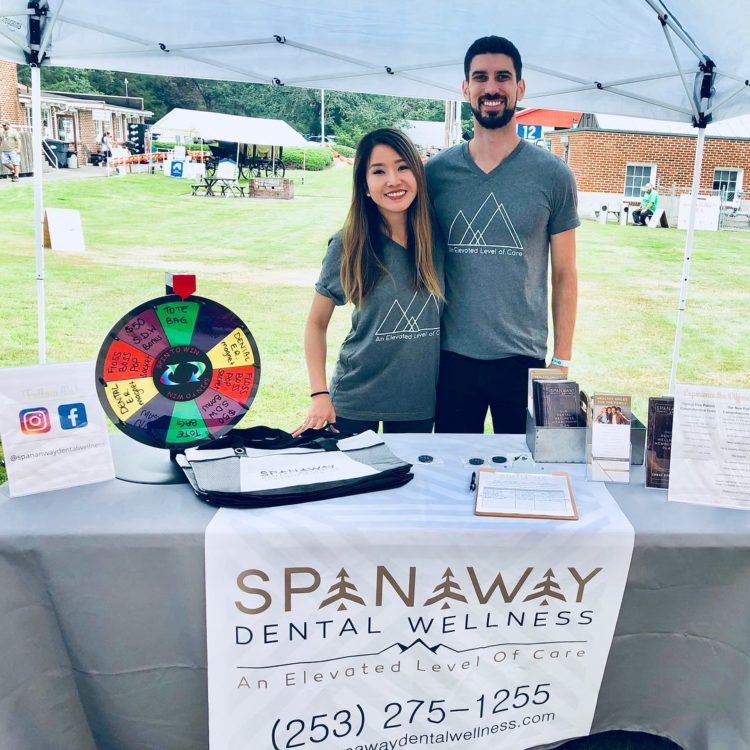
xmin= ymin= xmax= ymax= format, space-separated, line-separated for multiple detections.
xmin=0 ymin=362 xmax=114 ymax=496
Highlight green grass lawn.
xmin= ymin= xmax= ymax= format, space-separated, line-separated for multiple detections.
xmin=0 ymin=168 xmax=718 ymax=749
xmin=1 ymin=167 xmax=749 ymax=472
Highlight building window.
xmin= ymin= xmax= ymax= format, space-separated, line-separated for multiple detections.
xmin=624 ymin=164 xmax=656 ymax=197
xmin=713 ymin=168 xmax=741 ymax=202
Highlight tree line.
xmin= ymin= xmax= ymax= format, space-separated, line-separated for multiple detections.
xmin=17 ymin=65 xmax=446 ymax=147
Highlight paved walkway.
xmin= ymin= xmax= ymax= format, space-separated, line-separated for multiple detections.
xmin=0 ymin=163 xmax=152 ymax=189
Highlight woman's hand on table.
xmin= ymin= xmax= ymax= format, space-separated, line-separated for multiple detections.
xmin=292 ymin=394 xmax=338 ymax=437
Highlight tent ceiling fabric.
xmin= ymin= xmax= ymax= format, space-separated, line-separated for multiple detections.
xmin=151 ymin=108 xmax=311 ymax=147
xmin=1 ymin=0 xmax=749 ymax=124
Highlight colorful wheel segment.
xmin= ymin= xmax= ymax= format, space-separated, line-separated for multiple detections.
xmin=96 ymin=295 xmax=260 ymax=449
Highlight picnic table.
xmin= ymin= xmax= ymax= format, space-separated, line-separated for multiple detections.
xmin=191 ymin=176 xmax=245 ymax=197
xmin=191 ymin=161 xmax=244 ymax=197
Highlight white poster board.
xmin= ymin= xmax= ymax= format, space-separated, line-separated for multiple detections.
xmin=0 ymin=362 xmax=115 ymax=497
xmin=43 ymin=208 xmax=85 ymax=253
xmin=669 ymin=384 xmax=750 ymax=509
xmin=677 ymin=194 xmax=720 ymax=231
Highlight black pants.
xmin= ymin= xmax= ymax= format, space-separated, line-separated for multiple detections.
xmin=334 ymin=417 xmax=434 ymax=435
xmin=632 ymin=208 xmax=653 ymax=225
xmin=435 ymin=351 xmax=545 ymax=434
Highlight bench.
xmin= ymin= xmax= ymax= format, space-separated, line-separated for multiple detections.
xmin=218 ymin=179 xmax=245 ymax=197
xmin=594 ymin=207 xmax=623 ymax=222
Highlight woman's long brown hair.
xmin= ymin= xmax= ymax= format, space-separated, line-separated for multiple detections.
xmin=340 ymin=128 xmax=442 ymax=306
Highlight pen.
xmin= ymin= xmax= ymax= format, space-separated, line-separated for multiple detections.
xmin=469 ymin=471 xmax=476 ymax=492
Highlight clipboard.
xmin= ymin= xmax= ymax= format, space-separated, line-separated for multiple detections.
xmin=474 ymin=468 xmax=578 ymax=521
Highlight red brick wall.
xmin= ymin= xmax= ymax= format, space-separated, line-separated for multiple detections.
xmin=0 ymin=61 xmax=22 ymax=124
xmin=77 ymin=110 xmax=98 ymax=163
xmin=547 ymin=128 xmax=750 ymax=194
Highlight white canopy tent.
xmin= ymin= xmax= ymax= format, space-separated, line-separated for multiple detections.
xmin=151 ymin=108 xmax=310 ymax=148
xmin=1 ymin=0 xmax=749 ymax=390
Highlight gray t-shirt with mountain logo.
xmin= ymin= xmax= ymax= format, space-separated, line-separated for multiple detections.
xmin=426 ymin=139 xmax=579 ymax=361
xmin=315 ymin=233 xmax=444 ymax=421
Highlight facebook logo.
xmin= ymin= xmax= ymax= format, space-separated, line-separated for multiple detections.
xmin=58 ymin=403 xmax=88 ymax=430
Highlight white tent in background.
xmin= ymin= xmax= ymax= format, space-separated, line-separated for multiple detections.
xmin=0 ymin=0 xmax=749 ymax=391
xmin=402 ymin=120 xmax=446 ymax=152
xmin=151 ymin=108 xmax=310 ymax=148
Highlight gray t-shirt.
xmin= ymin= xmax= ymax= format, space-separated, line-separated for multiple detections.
xmin=315 ymin=232 xmax=444 ymax=421
xmin=426 ymin=139 xmax=579 ymax=360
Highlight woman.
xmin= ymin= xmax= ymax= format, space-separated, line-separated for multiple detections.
xmin=294 ymin=128 xmax=444 ymax=436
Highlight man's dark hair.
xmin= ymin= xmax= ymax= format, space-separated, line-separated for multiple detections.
xmin=464 ymin=36 xmax=522 ymax=81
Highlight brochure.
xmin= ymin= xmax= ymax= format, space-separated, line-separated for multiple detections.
xmin=646 ymin=396 xmax=674 ymax=489
xmin=668 ymin=384 xmax=750 ymax=510
xmin=589 ymin=393 xmax=632 ymax=483
xmin=527 ymin=367 xmax=566 ymax=421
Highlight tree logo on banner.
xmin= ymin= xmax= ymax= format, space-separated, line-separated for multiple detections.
xmin=523 ymin=568 xmax=566 ymax=606
xmin=424 ymin=567 xmax=469 ymax=610
xmin=319 ymin=568 xmax=366 ymax=611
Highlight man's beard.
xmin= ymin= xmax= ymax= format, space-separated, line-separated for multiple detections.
xmin=471 ymin=96 xmax=516 ymax=130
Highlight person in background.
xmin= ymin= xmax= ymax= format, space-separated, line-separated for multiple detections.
xmin=426 ymin=35 xmax=579 ymax=434
xmin=294 ymin=128 xmax=444 ymax=436
xmin=101 ymin=131 xmax=112 ymax=158
xmin=632 ymin=182 xmax=659 ymax=225
xmin=1 ymin=120 xmax=22 ymax=182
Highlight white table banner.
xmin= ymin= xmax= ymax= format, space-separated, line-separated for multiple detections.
xmin=205 ymin=435 xmax=634 ymax=750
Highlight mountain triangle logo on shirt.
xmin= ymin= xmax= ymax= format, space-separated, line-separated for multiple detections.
xmin=448 ymin=193 xmax=523 ymax=251
xmin=375 ymin=292 xmax=440 ymax=338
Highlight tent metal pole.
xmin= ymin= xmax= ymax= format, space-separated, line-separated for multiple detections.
xmin=669 ymin=126 xmax=706 ymax=394
xmin=526 ymin=83 xmax=693 ymax=117
xmin=658 ymin=20 xmax=700 ymax=119
xmin=643 ymin=0 xmax=708 ymax=63
xmin=38 ymin=0 xmax=64 ymax=61
xmin=704 ymin=82 xmax=750 ymax=117
xmin=31 ymin=65 xmax=46 ymax=364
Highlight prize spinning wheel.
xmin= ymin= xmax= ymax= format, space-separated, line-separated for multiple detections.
xmin=96 ymin=294 xmax=260 ymax=451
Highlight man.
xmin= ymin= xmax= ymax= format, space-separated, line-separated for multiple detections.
xmin=426 ymin=36 xmax=579 ymax=434
xmin=101 ymin=131 xmax=112 ymax=158
xmin=0 ymin=120 xmax=21 ymax=183
xmin=632 ymin=183 xmax=658 ymax=225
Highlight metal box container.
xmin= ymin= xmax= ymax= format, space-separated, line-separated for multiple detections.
xmin=525 ymin=409 xmax=646 ymax=465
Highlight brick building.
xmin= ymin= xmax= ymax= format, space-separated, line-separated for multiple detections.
xmin=540 ymin=112 xmax=750 ymax=221
xmin=0 ymin=61 xmax=150 ymax=173
xmin=0 ymin=59 xmax=22 ymax=124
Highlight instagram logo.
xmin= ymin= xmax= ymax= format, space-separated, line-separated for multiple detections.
xmin=19 ymin=407 xmax=51 ymax=435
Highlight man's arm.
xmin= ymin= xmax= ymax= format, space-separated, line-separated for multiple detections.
xmin=549 ymin=228 xmax=578 ymax=376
